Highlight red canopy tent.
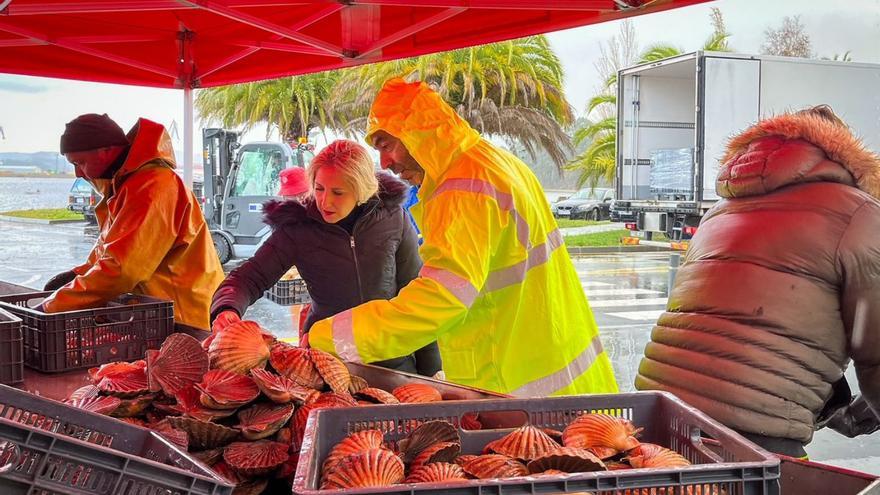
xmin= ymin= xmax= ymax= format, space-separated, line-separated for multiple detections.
xmin=0 ymin=0 xmax=709 ymax=181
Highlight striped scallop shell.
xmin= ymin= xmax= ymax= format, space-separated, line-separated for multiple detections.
xmin=223 ymin=440 xmax=289 ymax=477
xmin=355 ymin=387 xmax=400 ymax=405
xmin=348 ymin=374 xmax=369 ymax=394
xmin=147 ymin=332 xmax=209 ymax=396
xmin=167 ymin=416 xmax=239 ymax=450
xmin=454 ymin=454 xmax=478 ymax=466
xmin=66 ymin=385 xmax=101 ymax=402
xmin=321 ymin=430 xmax=386 ymax=481
xmin=208 ymin=320 xmax=270 ymax=373
xmin=195 ymin=369 xmax=259 ymax=409
xmin=269 ymin=343 xmax=324 ymax=389
xmin=392 ymin=383 xmax=442 ymax=403
xmin=460 ymin=454 xmax=529 ymax=479
xmin=483 ymin=425 xmax=561 ymax=461
xmin=404 ymin=462 xmax=468 ymax=484
xmin=235 ymin=402 xmax=295 ymax=440
xmin=626 ymin=444 xmax=690 ymax=469
xmin=249 ymin=368 xmax=313 ymax=404
xmin=562 ymin=413 xmax=641 ymax=455
xmin=398 ymin=420 xmax=459 ymax=463
xmin=320 ymin=448 xmax=404 ymax=490
xmin=312 ymin=391 xmax=358 ymax=408
xmin=410 ymin=441 xmax=461 ymax=472
xmin=97 ymin=366 xmax=149 ymax=398
xmin=310 ymin=348 xmax=351 ymax=393
xmin=526 ymin=447 xmax=606 ymax=474
xmin=66 ymin=395 xmax=121 ymax=415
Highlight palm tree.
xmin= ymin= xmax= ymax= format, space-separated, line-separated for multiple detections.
xmin=333 ymin=35 xmax=574 ymax=169
xmin=195 ymin=70 xmax=342 ymax=143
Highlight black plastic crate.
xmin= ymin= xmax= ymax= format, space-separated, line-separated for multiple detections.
xmin=0 ymin=308 xmax=23 ymax=385
xmin=294 ymin=392 xmax=781 ymax=495
xmin=0 ymin=384 xmax=233 ymax=495
xmin=265 ymin=278 xmax=310 ymax=306
xmin=0 ymin=291 xmax=174 ymax=373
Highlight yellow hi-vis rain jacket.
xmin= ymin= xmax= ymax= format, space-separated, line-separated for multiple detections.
xmin=309 ymin=79 xmax=618 ymax=397
xmin=43 ymin=119 xmax=224 ymax=330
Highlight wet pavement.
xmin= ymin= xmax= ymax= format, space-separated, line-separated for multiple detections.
xmin=0 ymin=218 xmax=876 ymax=474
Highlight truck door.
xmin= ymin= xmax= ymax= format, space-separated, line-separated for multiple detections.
xmin=221 ymin=145 xmax=287 ymax=240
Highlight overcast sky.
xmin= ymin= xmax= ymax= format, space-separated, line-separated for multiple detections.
xmin=1 ymin=0 xmax=878 ymax=153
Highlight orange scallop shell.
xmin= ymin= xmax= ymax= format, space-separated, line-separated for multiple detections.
xmin=89 ymin=360 xmax=145 ymax=384
xmin=249 ymin=368 xmax=313 ymax=404
xmin=312 ymin=391 xmax=358 ymax=408
xmin=320 ymin=448 xmax=405 ymax=490
xmin=155 ymin=385 xmax=236 ymax=422
xmin=195 ymin=369 xmax=260 ymax=409
xmin=398 ymin=420 xmax=459 ymax=463
xmin=110 ymin=393 xmax=155 ymax=418
xmin=310 ymin=348 xmax=351 ymax=393
xmin=321 ymin=429 xmax=386 ymax=481
xmin=223 ymin=440 xmax=289 ymax=477
xmin=191 ymin=447 xmax=225 ymax=467
xmin=410 ymin=441 xmax=461 ymax=472
xmin=151 ymin=418 xmax=189 ymax=450
xmin=235 ymin=402 xmax=295 ymax=440
xmin=454 ymin=454 xmax=478 ymax=466
xmin=460 ymin=454 xmax=529 ymax=479
xmin=211 ymin=461 xmax=245 ymax=484
xmin=208 ymin=320 xmax=271 ymax=373
xmin=97 ymin=366 xmax=149 ymax=398
xmin=562 ymin=413 xmax=641 ymax=456
xmin=626 ymin=444 xmax=690 ymax=469
xmin=294 ymin=401 xmax=351 ymax=446
xmin=66 ymin=384 xmax=101 ymax=402
xmin=404 ymin=462 xmax=468 ymax=483
xmin=355 ymin=387 xmax=400 ymax=405
xmin=392 ymin=383 xmax=442 ymax=403
xmin=167 ymin=416 xmax=239 ymax=450
xmin=526 ymin=446 xmax=606 ymax=474
xmin=269 ymin=343 xmax=324 ymax=389
xmin=534 ymin=469 xmax=568 ymax=476
xmin=66 ymin=395 xmax=121 ymax=415
xmin=348 ymin=374 xmax=369 ymax=394
xmin=483 ymin=425 xmax=561 ymax=461
xmin=147 ymin=333 xmax=209 ymax=396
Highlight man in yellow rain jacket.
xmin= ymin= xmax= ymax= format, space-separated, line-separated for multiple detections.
xmin=309 ymin=79 xmax=618 ymax=397
xmin=41 ymin=114 xmax=224 ymax=333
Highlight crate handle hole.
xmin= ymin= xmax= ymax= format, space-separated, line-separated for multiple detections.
xmin=462 ymin=410 xmax=529 ymax=430
xmin=689 ymin=428 xmax=725 ymax=463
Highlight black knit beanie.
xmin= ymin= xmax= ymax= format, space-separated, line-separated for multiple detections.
xmin=60 ymin=113 xmax=129 ymax=153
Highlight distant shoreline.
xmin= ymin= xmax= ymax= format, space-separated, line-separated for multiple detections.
xmin=0 ymin=173 xmax=75 ymax=179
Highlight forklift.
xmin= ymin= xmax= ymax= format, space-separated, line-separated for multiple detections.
xmin=202 ymin=128 xmax=314 ymax=264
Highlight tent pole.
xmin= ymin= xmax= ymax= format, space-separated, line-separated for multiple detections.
xmin=183 ymin=85 xmax=193 ymax=189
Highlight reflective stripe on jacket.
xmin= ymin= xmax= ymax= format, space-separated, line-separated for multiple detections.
xmin=43 ymin=118 xmax=224 ymax=330
xmin=309 ymin=78 xmax=617 ymax=397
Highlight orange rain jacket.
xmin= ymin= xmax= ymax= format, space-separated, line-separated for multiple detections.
xmin=43 ymin=118 xmax=224 ymax=330
xmin=309 ymin=79 xmax=618 ymax=397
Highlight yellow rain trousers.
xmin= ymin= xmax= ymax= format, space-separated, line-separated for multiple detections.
xmin=43 ymin=119 xmax=224 ymax=330
xmin=310 ymin=79 xmax=618 ymax=397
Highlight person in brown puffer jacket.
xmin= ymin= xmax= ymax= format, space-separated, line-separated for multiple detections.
xmin=635 ymin=106 xmax=880 ymax=457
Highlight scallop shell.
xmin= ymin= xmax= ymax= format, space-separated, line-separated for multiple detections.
xmin=147 ymin=333 xmax=209 ymax=396
xmin=208 ymin=320 xmax=271 ymax=373
xmin=460 ymin=454 xmax=529 ymax=479
xmin=398 ymin=420 xmax=460 ymax=463
xmin=533 ymin=469 xmax=568 ymax=477
xmin=276 ymin=452 xmax=300 ymax=481
xmin=410 ymin=441 xmax=461 ymax=471
xmin=526 ymin=447 xmax=606 ymax=474
xmin=191 ymin=447 xmax=225 ymax=467
xmin=66 ymin=395 xmax=122 ymax=415
xmin=312 ymin=391 xmax=358 ymax=408
xmin=310 ymin=349 xmax=352 ymax=393
xmin=89 ymin=360 xmax=145 ymax=384
xmin=404 ymin=462 xmax=468 ymax=483
xmin=562 ymin=413 xmax=641 ymax=456
xmin=195 ymin=369 xmax=260 ymax=409
xmin=212 ymin=461 xmax=245 ymax=484
xmin=235 ymin=402 xmax=295 ymax=440
xmin=392 ymin=383 xmax=442 ymax=403
xmin=321 ymin=430 xmax=386 ymax=481
xmin=223 ymin=440 xmax=289 ymax=477
xmin=66 ymin=385 xmax=101 ymax=402
xmin=110 ymin=393 xmax=155 ymax=418
xmin=348 ymin=374 xmax=369 ymax=394
xmin=541 ymin=427 xmax=564 ymax=444
xmin=626 ymin=444 xmax=690 ymax=469
xmin=605 ymin=461 xmax=633 ymax=470
xmin=151 ymin=419 xmax=189 ymax=450
xmin=483 ymin=425 xmax=561 ymax=461
xmin=167 ymin=416 xmax=239 ymax=450
xmin=460 ymin=412 xmax=482 ymax=430
xmin=155 ymin=385 xmax=236 ymax=422
xmin=249 ymin=368 xmax=313 ymax=404
xmin=117 ymin=417 xmax=148 ymax=428
xmin=320 ymin=448 xmax=404 ymax=490
xmin=454 ymin=454 xmax=478 ymax=466
xmin=269 ymin=343 xmax=324 ymax=389
xmin=354 ymin=387 xmax=400 ymax=405
xmin=97 ymin=366 xmax=149 ymax=398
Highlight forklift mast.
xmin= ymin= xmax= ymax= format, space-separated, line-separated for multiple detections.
xmin=201 ymin=128 xmax=240 ymax=229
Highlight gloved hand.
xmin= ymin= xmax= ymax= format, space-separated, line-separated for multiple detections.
xmin=212 ymin=310 xmax=241 ymax=333
xmin=825 ymin=395 xmax=880 ymax=438
xmin=43 ymin=270 xmax=76 ymax=291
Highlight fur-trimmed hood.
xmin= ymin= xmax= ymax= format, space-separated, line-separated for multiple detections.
xmin=718 ymin=111 xmax=880 ymax=200
xmin=262 ymin=171 xmax=410 ymax=228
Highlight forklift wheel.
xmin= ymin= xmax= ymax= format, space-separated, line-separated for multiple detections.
xmin=212 ymin=233 xmax=232 ymax=265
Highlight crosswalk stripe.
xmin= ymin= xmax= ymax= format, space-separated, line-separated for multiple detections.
xmin=606 ymin=309 xmax=665 ymax=321
xmin=584 ymin=288 xmax=661 ymax=297
xmin=588 ymin=297 xmax=668 ymax=308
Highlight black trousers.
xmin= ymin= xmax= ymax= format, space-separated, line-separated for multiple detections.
xmin=737 ymin=431 xmax=808 ymax=458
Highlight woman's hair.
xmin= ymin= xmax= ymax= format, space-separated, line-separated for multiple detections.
xmin=796 ymin=104 xmax=848 ymax=128
xmin=307 ymin=140 xmax=378 ymax=204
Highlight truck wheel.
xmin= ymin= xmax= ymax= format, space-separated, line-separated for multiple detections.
xmin=212 ymin=233 xmax=232 ymax=265
xmin=589 ymin=209 xmax=600 ymax=221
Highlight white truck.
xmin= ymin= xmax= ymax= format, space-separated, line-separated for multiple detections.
xmin=613 ymin=51 xmax=880 ymax=241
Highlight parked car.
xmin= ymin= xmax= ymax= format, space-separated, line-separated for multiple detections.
xmin=551 ymin=187 xmax=613 ymax=220
xmin=67 ymin=177 xmax=100 ymax=225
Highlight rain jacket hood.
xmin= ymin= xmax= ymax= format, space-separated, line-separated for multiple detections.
xmin=44 ymin=118 xmax=224 ymax=330
xmin=310 ymin=78 xmax=618 ymax=396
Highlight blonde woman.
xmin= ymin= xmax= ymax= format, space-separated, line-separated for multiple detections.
xmin=211 ymin=140 xmax=441 ymax=376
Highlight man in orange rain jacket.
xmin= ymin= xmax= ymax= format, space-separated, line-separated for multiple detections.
xmin=308 ymin=79 xmax=618 ymax=397
xmin=41 ymin=113 xmax=224 ymax=333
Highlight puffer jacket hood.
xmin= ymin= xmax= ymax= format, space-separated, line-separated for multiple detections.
xmin=262 ymin=171 xmax=409 ymax=228
xmin=718 ymin=111 xmax=880 ymax=200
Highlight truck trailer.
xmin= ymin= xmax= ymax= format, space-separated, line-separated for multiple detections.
xmin=613 ymin=51 xmax=880 ymax=241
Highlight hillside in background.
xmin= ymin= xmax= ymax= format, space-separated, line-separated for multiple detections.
xmin=0 ymin=151 xmax=72 ymax=173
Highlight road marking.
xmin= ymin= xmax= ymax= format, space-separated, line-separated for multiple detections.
xmin=584 ymin=288 xmax=661 ymax=297
xmin=606 ymin=309 xmax=666 ymax=321
xmin=588 ymin=297 xmax=668 ymax=308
